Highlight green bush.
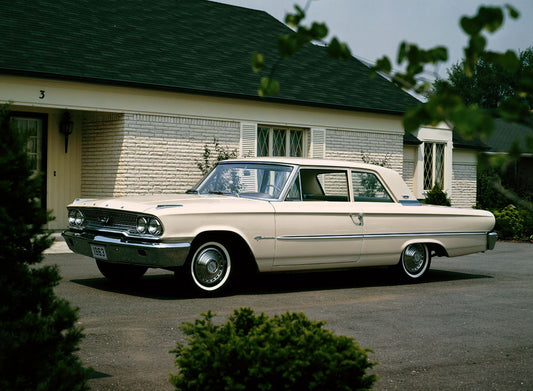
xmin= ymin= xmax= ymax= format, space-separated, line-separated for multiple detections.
xmin=424 ymin=183 xmax=451 ymax=206
xmin=493 ymin=205 xmax=530 ymax=240
xmin=170 ymin=308 xmax=377 ymax=391
xmin=197 ymin=137 xmax=238 ymax=175
xmin=0 ymin=105 xmax=90 ymax=390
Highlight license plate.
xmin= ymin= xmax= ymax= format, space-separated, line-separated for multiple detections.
xmin=90 ymin=244 xmax=108 ymax=260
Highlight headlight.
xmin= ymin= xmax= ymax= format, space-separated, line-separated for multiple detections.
xmin=136 ymin=216 xmax=163 ymax=236
xmin=136 ymin=217 xmax=148 ymax=234
xmin=148 ymin=218 xmax=162 ymax=235
xmin=68 ymin=209 xmax=84 ymax=227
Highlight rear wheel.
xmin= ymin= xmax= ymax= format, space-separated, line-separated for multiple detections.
xmin=96 ymin=260 xmax=147 ymax=282
xmin=398 ymin=243 xmax=431 ymax=280
xmin=188 ymin=240 xmax=234 ymax=294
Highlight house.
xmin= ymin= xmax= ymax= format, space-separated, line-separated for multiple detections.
xmin=0 ymin=0 xmax=481 ymax=230
xmin=483 ymin=118 xmax=533 ymax=192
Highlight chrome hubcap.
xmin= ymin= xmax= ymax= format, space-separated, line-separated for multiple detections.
xmin=403 ymin=244 xmax=426 ymax=274
xmin=193 ymin=246 xmax=228 ymax=286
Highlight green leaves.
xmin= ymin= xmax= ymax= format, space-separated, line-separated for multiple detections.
xmin=250 ymin=51 xmax=264 ymax=72
xmin=170 ymin=308 xmax=377 ymax=390
xmin=0 ymin=104 xmax=91 ymax=390
xmin=372 ymin=43 xmax=448 ymax=94
xmin=251 ymin=4 xmax=350 ymax=97
xmin=461 ymin=6 xmax=520 ymax=76
xmin=460 ymin=6 xmax=505 ymax=35
xmin=327 ymin=36 xmax=351 ymax=60
xmin=258 ymin=77 xmax=280 ymax=97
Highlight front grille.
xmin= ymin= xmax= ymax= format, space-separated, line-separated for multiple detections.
xmin=81 ymin=208 xmax=139 ymax=232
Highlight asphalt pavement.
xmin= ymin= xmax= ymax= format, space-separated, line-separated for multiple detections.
xmin=43 ymin=239 xmax=532 ymax=391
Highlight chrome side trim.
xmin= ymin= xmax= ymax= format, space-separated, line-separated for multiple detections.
xmin=278 ymin=234 xmax=364 ymax=240
xmin=363 ymin=231 xmax=488 ymax=239
xmin=277 ymin=231 xmax=488 ymax=241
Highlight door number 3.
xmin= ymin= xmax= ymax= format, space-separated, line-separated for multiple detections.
xmin=39 ymin=90 xmax=45 ymax=99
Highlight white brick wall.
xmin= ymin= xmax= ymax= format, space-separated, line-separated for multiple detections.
xmin=81 ymin=113 xmax=125 ymax=197
xmin=452 ymin=163 xmax=477 ymax=208
xmin=326 ymin=129 xmax=403 ymax=174
xmin=81 ymin=112 xmax=239 ymax=197
xmin=81 ymin=113 xmax=415 ymax=199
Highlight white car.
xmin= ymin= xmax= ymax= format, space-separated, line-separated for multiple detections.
xmin=63 ymin=158 xmax=497 ymax=294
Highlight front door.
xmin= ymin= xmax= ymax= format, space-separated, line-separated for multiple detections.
xmin=12 ymin=114 xmax=47 ymax=207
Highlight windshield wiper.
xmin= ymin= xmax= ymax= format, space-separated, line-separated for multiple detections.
xmin=207 ymin=191 xmax=239 ymax=197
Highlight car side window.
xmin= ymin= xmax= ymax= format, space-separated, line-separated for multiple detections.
xmin=352 ymin=171 xmax=393 ymax=202
xmin=285 ymin=173 xmax=302 ymax=201
xmin=300 ymin=169 xmax=349 ymax=202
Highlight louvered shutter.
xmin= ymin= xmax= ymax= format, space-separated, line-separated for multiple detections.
xmin=240 ymin=122 xmax=257 ymax=157
xmin=310 ymin=127 xmax=326 ymax=158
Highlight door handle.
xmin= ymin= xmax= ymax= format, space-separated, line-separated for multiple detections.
xmin=351 ymin=214 xmax=363 ymax=226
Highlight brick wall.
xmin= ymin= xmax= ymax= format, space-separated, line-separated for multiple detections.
xmin=452 ymin=163 xmax=477 ymax=208
xmin=325 ymin=128 xmax=403 ymax=174
xmin=81 ymin=113 xmax=125 ymax=197
xmin=81 ymin=113 xmax=410 ymax=198
xmin=81 ymin=113 xmax=239 ymax=197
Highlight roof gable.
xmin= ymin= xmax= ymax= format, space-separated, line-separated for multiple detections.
xmin=1 ymin=0 xmax=420 ymax=113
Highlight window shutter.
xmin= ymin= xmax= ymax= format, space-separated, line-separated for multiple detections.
xmin=240 ymin=122 xmax=257 ymax=157
xmin=310 ymin=127 xmax=326 ymax=158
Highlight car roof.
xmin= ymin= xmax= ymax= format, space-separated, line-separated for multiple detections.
xmin=223 ymin=157 xmax=389 ymax=172
xmin=221 ymin=157 xmax=418 ymax=202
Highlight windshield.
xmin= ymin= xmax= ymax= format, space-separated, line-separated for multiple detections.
xmin=195 ymin=162 xmax=294 ymax=199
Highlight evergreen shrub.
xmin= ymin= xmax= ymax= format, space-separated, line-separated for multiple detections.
xmin=424 ymin=183 xmax=451 ymax=206
xmin=0 ymin=105 xmax=90 ymax=390
xmin=493 ymin=205 xmax=528 ymax=240
xmin=170 ymin=307 xmax=377 ymax=391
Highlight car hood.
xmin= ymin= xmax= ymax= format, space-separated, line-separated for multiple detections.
xmin=69 ymin=193 xmax=271 ymax=214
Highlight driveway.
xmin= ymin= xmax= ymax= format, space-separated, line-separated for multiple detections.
xmin=44 ymin=240 xmax=532 ymax=390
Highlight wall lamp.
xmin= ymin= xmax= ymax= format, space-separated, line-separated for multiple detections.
xmin=59 ymin=111 xmax=73 ymax=153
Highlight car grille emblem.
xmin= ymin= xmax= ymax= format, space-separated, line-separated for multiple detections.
xmin=98 ymin=216 xmax=110 ymax=224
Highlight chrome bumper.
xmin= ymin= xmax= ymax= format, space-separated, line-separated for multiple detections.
xmin=62 ymin=230 xmax=191 ymax=268
xmin=487 ymin=232 xmax=498 ymax=250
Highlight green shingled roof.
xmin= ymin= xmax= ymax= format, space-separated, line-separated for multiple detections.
xmin=485 ymin=119 xmax=533 ymax=153
xmin=1 ymin=0 xmax=420 ymax=113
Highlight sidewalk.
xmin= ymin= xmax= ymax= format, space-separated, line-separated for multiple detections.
xmin=44 ymin=232 xmax=72 ymax=254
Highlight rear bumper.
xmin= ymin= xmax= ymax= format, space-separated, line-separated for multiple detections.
xmin=62 ymin=230 xmax=191 ymax=268
xmin=487 ymin=232 xmax=498 ymax=250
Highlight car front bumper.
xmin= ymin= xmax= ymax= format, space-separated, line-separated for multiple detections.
xmin=62 ymin=230 xmax=191 ymax=268
xmin=487 ymin=232 xmax=498 ymax=250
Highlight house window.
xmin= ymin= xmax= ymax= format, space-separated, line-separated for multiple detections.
xmin=257 ymin=126 xmax=305 ymax=157
xmin=13 ymin=117 xmax=43 ymax=175
xmin=423 ymin=142 xmax=445 ymax=190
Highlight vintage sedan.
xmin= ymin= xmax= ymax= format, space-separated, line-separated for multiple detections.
xmin=63 ymin=158 xmax=497 ymax=294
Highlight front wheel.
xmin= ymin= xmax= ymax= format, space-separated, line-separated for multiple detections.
xmin=398 ymin=243 xmax=431 ymax=281
xmin=96 ymin=260 xmax=147 ymax=282
xmin=188 ymin=240 xmax=234 ymax=294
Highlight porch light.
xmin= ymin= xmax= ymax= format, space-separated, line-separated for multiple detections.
xmin=59 ymin=111 xmax=74 ymax=153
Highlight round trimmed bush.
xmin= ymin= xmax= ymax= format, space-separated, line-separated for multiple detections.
xmin=170 ymin=307 xmax=377 ymax=390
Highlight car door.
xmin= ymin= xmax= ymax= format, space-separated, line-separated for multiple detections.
xmin=271 ymin=168 xmax=363 ymax=267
